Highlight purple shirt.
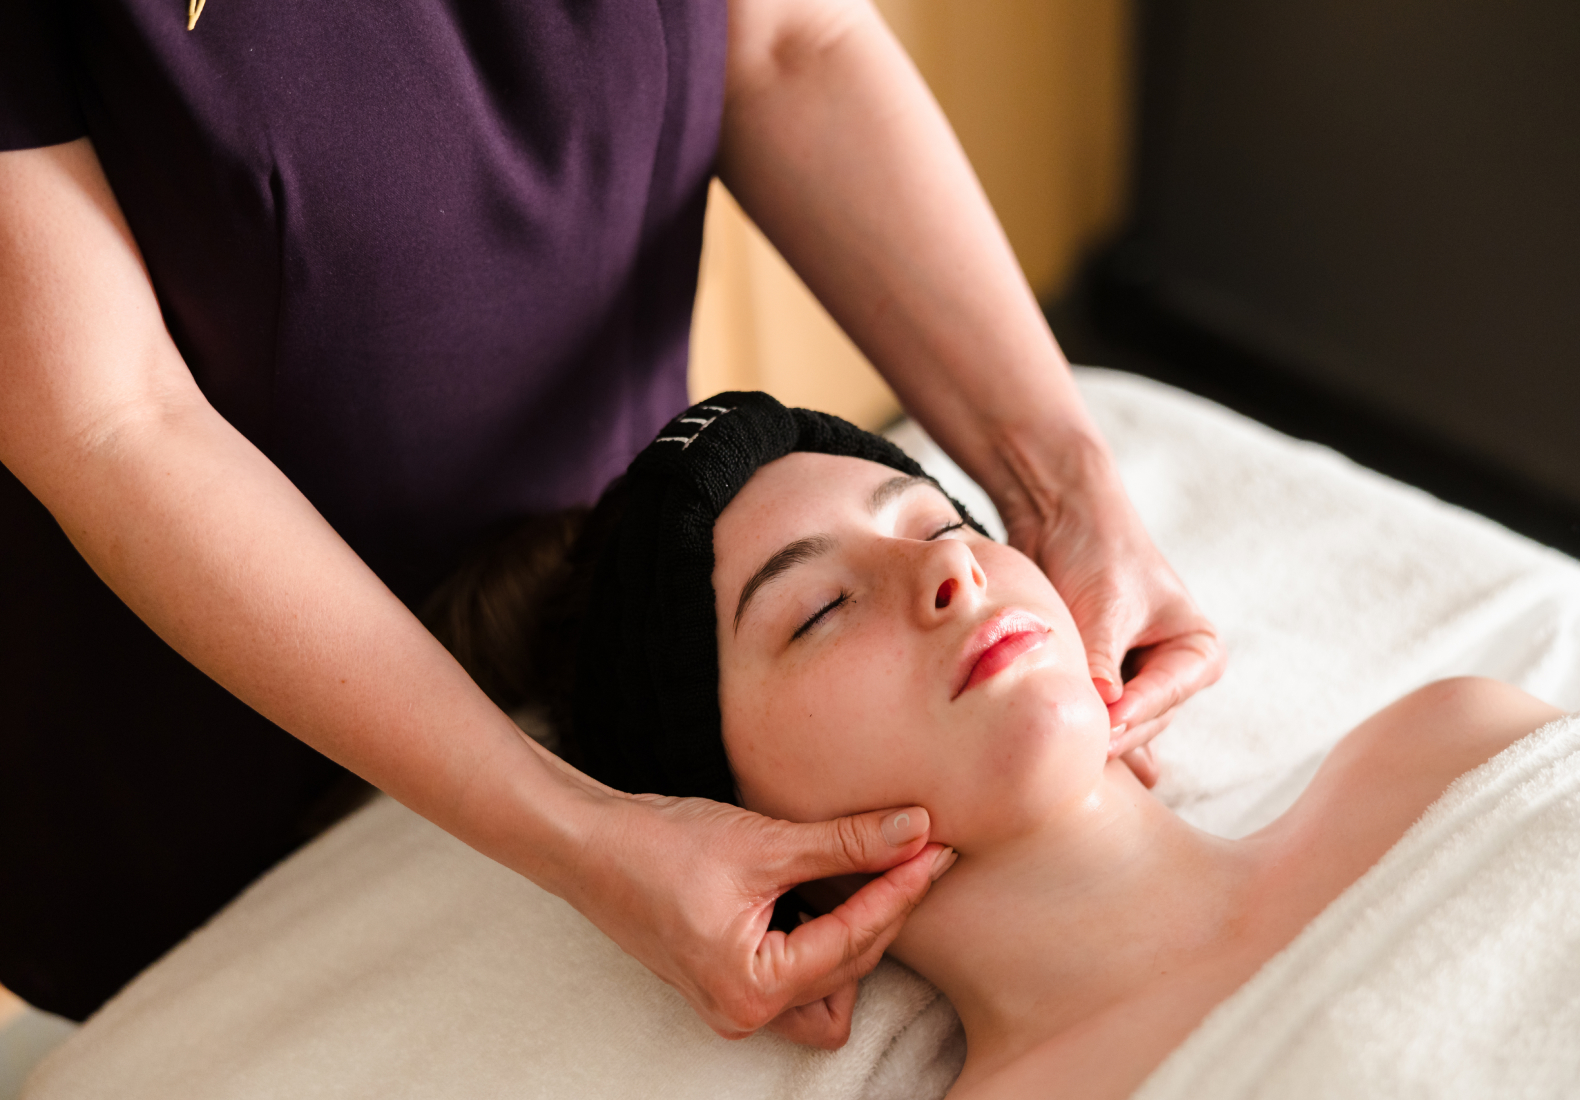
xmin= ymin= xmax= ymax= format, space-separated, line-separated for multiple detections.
xmin=4 ymin=0 xmax=723 ymax=599
xmin=0 ymin=0 xmax=724 ymax=1019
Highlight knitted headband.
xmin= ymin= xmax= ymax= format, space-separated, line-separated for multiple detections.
xmin=570 ymin=391 xmax=986 ymax=804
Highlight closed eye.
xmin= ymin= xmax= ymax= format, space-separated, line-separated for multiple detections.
xmin=792 ymin=591 xmax=849 ymax=640
xmin=928 ymin=520 xmax=966 ymax=540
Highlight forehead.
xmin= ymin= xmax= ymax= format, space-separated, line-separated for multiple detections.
xmin=714 ymin=453 xmax=927 ymax=569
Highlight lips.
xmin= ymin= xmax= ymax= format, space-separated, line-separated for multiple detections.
xmin=952 ymin=608 xmax=1051 ymax=699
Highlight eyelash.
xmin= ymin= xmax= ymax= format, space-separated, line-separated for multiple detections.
xmin=793 ymin=591 xmax=849 ymax=640
xmin=789 ymin=520 xmax=963 ymax=640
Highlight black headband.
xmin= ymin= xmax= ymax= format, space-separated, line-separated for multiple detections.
xmin=571 ymin=391 xmax=986 ymax=804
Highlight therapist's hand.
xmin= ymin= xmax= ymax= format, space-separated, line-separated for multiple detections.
xmin=565 ymin=791 xmax=950 ymax=1050
xmin=1005 ymin=460 xmax=1225 ymax=780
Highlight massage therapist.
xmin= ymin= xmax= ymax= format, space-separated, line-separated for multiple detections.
xmin=0 ymin=0 xmax=1222 ymax=1044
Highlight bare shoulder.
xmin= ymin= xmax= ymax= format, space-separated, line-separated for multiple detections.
xmin=1328 ymin=677 xmax=1564 ymax=785
xmin=1276 ymin=678 xmax=1565 ymax=861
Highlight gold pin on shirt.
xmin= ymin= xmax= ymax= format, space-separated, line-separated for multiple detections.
xmin=187 ymin=0 xmax=208 ymax=30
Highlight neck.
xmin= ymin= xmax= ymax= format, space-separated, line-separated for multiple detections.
xmin=890 ymin=760 xmax=1256 ymax=1075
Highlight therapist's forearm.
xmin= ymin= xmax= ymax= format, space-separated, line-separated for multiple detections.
xmin=718 ymin=0 xmax=1116 ymax=529
xmin=0 ymin=139 xmax=597 ymax=897
xmin=42 ymin=399 xmax=596 ymax=876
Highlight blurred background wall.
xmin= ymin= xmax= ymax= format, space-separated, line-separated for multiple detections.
xmin=688 ymin=0 xmax=1135 ymax=429
xmin=1082 ymin=0 xmax=1580 ymax=553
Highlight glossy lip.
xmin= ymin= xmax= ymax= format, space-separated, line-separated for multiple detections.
xmin=951 ymin=608 xmax=1052 ymax=700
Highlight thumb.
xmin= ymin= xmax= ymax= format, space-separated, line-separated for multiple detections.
xmin=769 ymin=806 xmax=931 ymax=891
xmin=1083 ymin=614 xmax=1128 ymax=705
xmin=760 ymin=842 xmax=954 ymax=1010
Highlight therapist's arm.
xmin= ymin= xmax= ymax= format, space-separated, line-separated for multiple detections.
xmin=719 ymin=0 xmax=1225 ymax=759
xmin=0 ymin=137 xmax=943 ymax=1049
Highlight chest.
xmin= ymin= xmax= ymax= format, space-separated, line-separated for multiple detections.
xmin=52 ymin=0 xmax=724 ymax=515
xmin=959 ymin=949 xmax=1275 ymax=1100
xmin=71 ymin=0 xmax=723 ymax=284
xmin=962 ymin=799 xmax=1451 ymax=1099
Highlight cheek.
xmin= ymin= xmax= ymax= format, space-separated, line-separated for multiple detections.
xmin=722 ymin=630 xmax=929 ymax=822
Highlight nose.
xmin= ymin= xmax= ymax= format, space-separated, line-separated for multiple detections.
xmin=913 ymin=538 xmax=986 ymax=623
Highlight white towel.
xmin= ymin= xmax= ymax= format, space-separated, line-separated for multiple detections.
xmin=1133 ymin=713 xmax=1580 ymax=1100
xmin=21 ymin=792 xmax=965 ymax=1100
xmin=24 ymin=370 xmax=1580 ymax=1099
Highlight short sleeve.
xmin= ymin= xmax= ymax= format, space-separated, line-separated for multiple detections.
xmin=0 ymin=0 xmax=88 ymax=152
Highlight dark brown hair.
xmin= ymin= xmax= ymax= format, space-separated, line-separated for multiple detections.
xmin=421 ymin=486 xmax=819 ymax=926
xmin=421 ymin=508 xmax=591 ymax=754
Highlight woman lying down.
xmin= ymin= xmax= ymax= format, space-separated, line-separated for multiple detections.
xmin=426 ymin=392 xmax=1572 ymax=1100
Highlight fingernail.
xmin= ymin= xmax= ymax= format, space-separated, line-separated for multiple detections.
xmin=929 ymin=847 xmax=958 ymax=882
xmin=1108 ymin=723 xmax=1128 ymax=754
xmin=882 ymin=809 xmax=926 ymax=846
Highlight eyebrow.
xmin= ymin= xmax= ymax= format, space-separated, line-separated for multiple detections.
xmin=867 ymin=474 xmax=933 ymax=515
xmin=733 ymin=534 xmax=837 ymax=633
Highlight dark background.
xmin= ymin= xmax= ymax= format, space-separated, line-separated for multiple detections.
xmin=1048 ymin=0 xmax=1580 ymax=555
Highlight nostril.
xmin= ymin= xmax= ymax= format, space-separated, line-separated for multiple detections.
xmin=935 ymin=578 xmax=957 ymax=609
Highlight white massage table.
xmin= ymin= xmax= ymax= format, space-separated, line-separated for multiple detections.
xmin=20 ymin=370 xmax=1580 ymax=1099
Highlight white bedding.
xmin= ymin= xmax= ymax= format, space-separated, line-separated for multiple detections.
xmin=23 ymin=370 xmax=1580 ymax=1099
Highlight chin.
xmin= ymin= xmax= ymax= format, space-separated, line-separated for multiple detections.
xmin=941 ymin=675 xmax=1112 ymax=845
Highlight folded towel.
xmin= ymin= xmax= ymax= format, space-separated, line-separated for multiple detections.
xmin=1133 ymin=713 xmax=1580 ymax=1099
